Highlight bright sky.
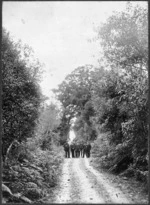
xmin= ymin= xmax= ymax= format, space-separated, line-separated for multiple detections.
xmin=68 ymin=130 xmax=76 ymax=145
xmin=2 ymin=1 xmax=147 ymax=103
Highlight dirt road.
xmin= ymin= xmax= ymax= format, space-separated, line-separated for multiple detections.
xmin=51 ymin=157 xmax=135 ymax=204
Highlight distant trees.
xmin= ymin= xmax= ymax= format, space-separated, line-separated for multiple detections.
xmin=53 ymin=65 xmax=96 ymax=143
xmin=34 ymin=103 xmax=61 ymax=150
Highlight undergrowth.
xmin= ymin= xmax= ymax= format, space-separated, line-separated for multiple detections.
xmin=91 ymin=132 xmax=148 ymax=193
xmin=2 ymin=141 xmax=64 ymax=203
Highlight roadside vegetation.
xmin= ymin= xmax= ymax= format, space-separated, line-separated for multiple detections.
xmin=2 ymin=3 xmax=148 ymax=203
xmin=2 ymin=29 xmax=64 ymax=203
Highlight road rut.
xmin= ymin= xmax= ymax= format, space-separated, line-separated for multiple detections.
xmin=53 ymin=157 xmax=133 ymax=203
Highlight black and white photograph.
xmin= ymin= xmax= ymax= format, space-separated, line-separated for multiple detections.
xmin=2 ymin=1 xmax=148 ymax=204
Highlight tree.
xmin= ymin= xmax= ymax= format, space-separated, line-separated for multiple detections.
xmin=91 ymin=3 xmax=148 ymax=174
xmin=2 ymin=28 xmax=44 ymax=162
xmin=53 ymin=65 xmax=95 ymax=142
xmin=97 ymin=4 xmax=148 ymax=71
xmin=34 ymin=103 xmax=61 ymax=150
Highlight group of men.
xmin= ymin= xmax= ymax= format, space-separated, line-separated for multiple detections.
xmin=63 ymin=142 xmax=92 ymax=158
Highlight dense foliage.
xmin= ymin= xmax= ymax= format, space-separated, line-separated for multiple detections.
xmin=2 ymin=28 xmax=43 ymax=162
xmin=92 ymin=4 xmax=148 ymax=177
xmin=2 ymin=29 xmax=64 ymax=203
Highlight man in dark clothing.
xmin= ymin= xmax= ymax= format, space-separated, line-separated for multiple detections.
xmin=82 ymin=143 xmax=87 ymax=158
xmin=70 ymin=143 xmax=75 ymax=158
xmin=63 ymin=142 xmax=70 ymax=158
xmin=79 ymin=143 xmax=84 ymax=158
xmin=86 ymin=143 xmax=92 ymax=158
xmin=75 ymin=144 xmax=80 ymax=158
